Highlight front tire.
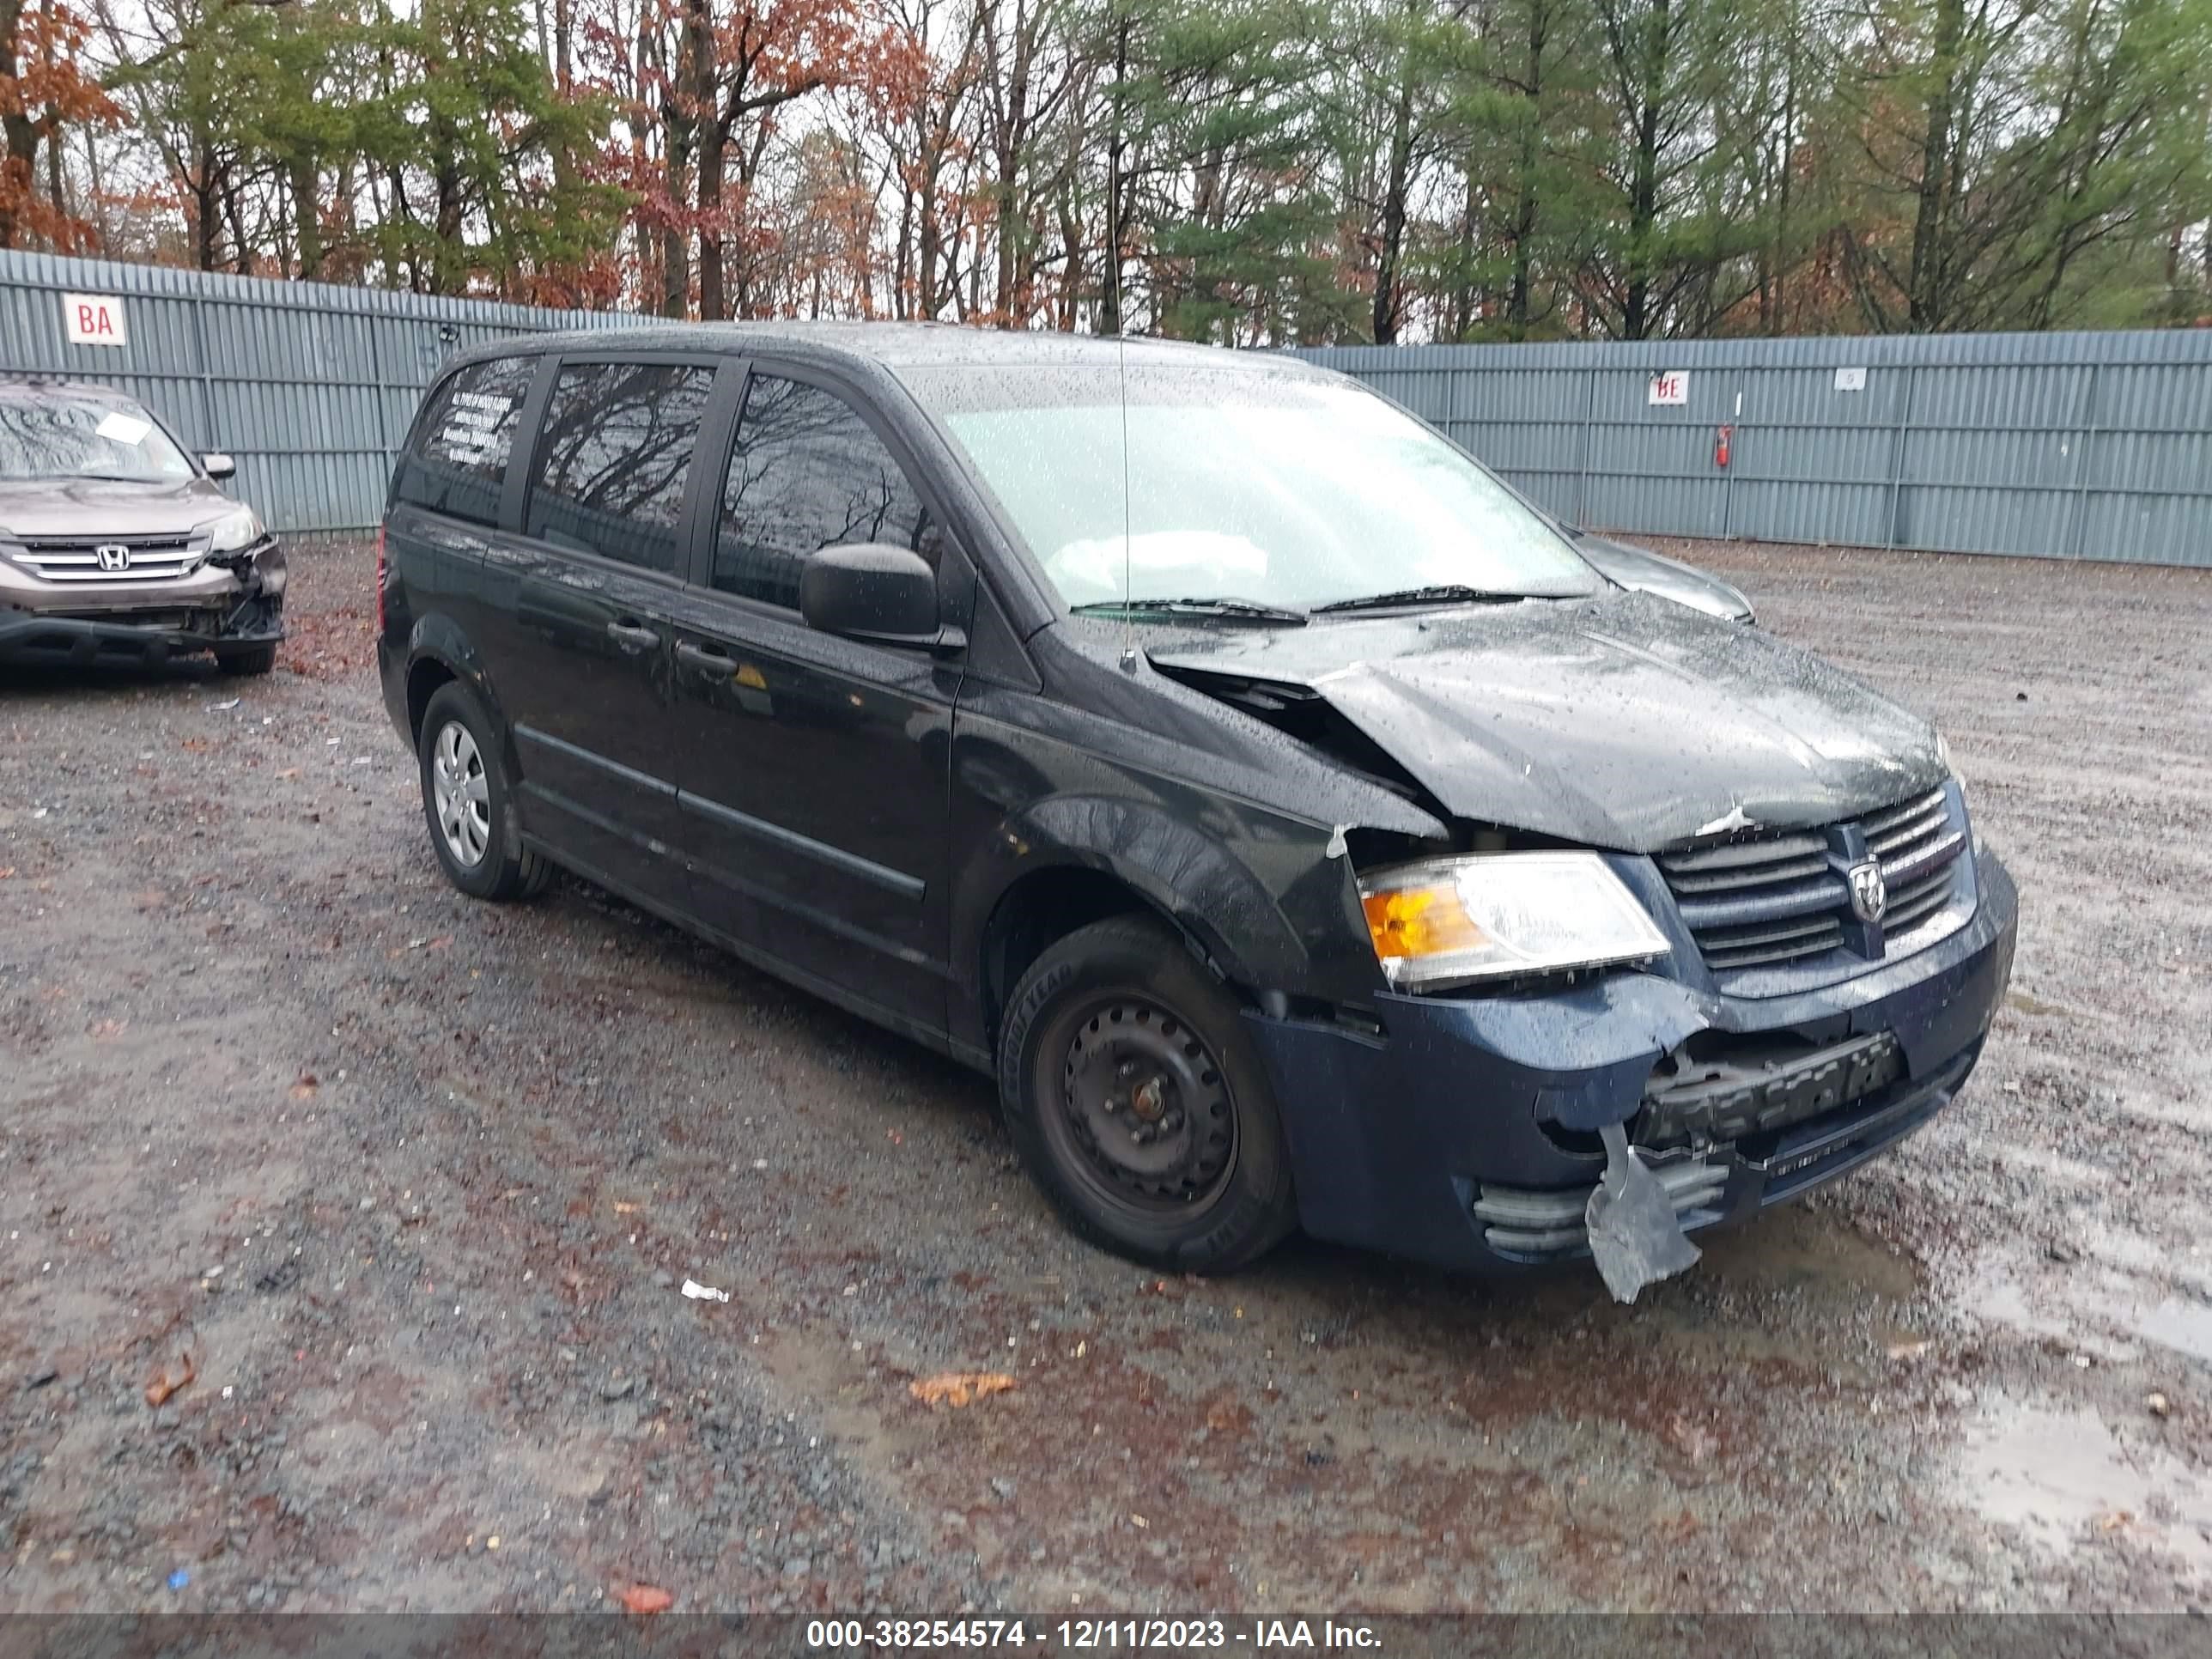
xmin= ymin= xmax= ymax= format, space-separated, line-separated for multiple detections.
xmin=998 ymin=915 xmax=1297 ymax=1273
xmin=416 ymin=681 xmax=553 ymax=902
xmin=215 ymin=641 xmax=277 ymax=676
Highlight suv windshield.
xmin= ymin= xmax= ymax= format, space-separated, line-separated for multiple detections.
xmin=0 ymin=392 xmax=196 ymax=485
xmin=904 ymin=362 xmax=1599 ymax=612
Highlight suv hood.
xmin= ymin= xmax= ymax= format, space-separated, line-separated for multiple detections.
xmin=1145 ymin=591 xmax=1945 ymax=853
xmin=0 ymin=477 xmax=230 ymax=538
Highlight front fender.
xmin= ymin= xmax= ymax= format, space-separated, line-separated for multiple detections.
xmin=951 ymin=793 xmax=1385 ymax=1009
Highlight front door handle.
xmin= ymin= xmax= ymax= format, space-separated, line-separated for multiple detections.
xmin=675 ymin=641 xmax=733 ymax=678
xmin=606 ymin=620 xmax=659 ymax=653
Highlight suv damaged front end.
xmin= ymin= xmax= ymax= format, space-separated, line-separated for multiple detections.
xmin=0 ymin=516 xmax=286 ymax=668
xmin=1150 ymin=597 xmax=2018 ymax=1301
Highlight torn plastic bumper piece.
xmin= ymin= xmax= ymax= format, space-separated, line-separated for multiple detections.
xmin=1478 ymin=1041 xmax=1974 ymax=1273
xmin=1584 ymin=1122 xmax=1703 ymax=1303
xmin=0 ymin=599 xmax=283 ymax=667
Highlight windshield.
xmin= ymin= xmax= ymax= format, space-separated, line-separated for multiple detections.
xmin=0 ymin=394 xmax=195 ymax=485
xmin=904 ymin=362 xmax=1599 ymax=612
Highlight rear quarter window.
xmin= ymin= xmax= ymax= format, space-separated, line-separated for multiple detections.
xmin=392 ymin=356 xmax=536 ymax=527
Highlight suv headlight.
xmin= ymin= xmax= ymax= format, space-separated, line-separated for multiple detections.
xmin=1357 ymin=852 xmax=1671 ymax=990
xmin=204 ymin=504 xmax=264 ymax=552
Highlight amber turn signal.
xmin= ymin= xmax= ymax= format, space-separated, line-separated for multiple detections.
xmin=1361 ymin=883 xmax=1489 ymax=964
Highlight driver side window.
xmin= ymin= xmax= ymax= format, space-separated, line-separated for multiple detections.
xmin=714 ymin=373 xmax=931 ymax=610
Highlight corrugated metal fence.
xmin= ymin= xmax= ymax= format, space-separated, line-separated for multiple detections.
xmin=0 ymin=250 xmax=643 ymax=533
xmin=1300 ymin=333 xmax=2212 ymax=567
xmin=3 ymin=250 xmax=2209 ymax=562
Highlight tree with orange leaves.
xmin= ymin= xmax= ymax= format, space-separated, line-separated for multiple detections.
xmin=653 ymin=0 xmax=916 ymax=318
xmin=0 ymin=0 xmax=118 ymax=249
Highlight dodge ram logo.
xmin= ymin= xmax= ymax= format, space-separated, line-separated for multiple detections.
xmin=94 ymin=544 xmax=131 ymax=573
xmin=1847 ymin=858 xmax=1887 ymax=924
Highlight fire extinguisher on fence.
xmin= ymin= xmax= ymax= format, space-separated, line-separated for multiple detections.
xmin=1714 ymin=424 xmax=1733 ymax=469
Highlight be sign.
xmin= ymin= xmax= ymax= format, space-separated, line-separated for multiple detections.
xmin=64 ymin=294 xmax=128 ymax=348
xmin=1647 ymin=371 xmax=1690 ymax=407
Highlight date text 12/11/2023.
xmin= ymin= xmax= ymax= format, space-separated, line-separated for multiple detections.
xmin=805 ymin=1618 xmax=1385 ymax=1650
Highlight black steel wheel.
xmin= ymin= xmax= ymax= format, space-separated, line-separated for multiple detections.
xmin=1053 ymin=993 xmax=1239 ymax=1212
xmin=998 ymin=915 xmax=1297 ymax=1272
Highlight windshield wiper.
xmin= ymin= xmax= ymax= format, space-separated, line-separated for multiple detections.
xmin=1310 ymin=584 xmax=1531 ymax=615
xmin=1072 ymin=596 xmax=1310 ymax=625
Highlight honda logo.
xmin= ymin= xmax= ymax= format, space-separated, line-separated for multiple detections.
xmin=94 ymin=544 xmax=131 ymax=573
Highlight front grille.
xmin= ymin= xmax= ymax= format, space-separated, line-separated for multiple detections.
xmin=1861 ymin=788 xmax=1966 ymax=933
xmin=1657 ymin=785 xmax=1967 ymax=976
xmin=10 ymin=533 xmax=204 ymax=583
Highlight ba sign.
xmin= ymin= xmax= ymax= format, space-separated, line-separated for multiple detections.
xmin=1647 ymin=371 xmax=1690 ymax=407
xmin=64 ymin=294 xmax=128 ymax=348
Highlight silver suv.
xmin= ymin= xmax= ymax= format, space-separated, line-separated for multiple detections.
xmin=0 ymin=380 xmax=284 ymax=673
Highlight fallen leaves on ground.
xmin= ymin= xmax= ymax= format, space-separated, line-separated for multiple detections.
xmin=289 ymin=1073 xmax=319 ymax=1100
xmin=614 ymin=1583 xmax=674 ymax=1614
xmin=282 ymin=605 xmax=376 ymax=681
xmin=909 ymin=1371 xmax=1017 ymax=1409
xmin=143 ymin=1351 xmax=197 ymax=1407
xmin=1664 ymin=1413 xmax=1717 ymax=1462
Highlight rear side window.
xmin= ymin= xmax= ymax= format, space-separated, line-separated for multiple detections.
xmin=526 ymin=361 xmax=715 ymax=573
xmin=394 ymin=356 xmax=534 ymax=527
xmin=714 ymin=373 xmax=930 ymax=609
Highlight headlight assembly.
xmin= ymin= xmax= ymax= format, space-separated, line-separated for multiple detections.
xmin=1936 ymin=732 xmax=1965 ymax=794
xmin=1356 ymin=851 xmax=1671 ymax=990
xmin=204 ymin=504 xmax=264 ymax=553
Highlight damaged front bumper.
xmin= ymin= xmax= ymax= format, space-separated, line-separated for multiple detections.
xmin=1244 ymin=842 xmax=2018 ymax=1280
xmin=0 ymin=538 xmax=286 ymax=667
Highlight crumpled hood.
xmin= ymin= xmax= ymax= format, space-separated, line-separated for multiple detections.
xmin=1145 ymin=591 xmax=1946 ymax=853
xmin=0 ymin=477 xmax=232 ymax=539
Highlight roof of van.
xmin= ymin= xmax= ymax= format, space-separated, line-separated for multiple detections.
xmin=457 ymin=320 xmax=1334 ymax=378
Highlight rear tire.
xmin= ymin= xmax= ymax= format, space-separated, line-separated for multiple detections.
xmin=216 ymin=641 xmax=278 ymax=676
xmin=417 ymin=681 xmax=554 ymax=901
xmin=998 ymin=915 xmax=1297 ymax=1273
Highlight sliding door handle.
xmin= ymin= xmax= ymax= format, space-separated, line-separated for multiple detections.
xmin=676 ymin=641 xmax=734 ymax=677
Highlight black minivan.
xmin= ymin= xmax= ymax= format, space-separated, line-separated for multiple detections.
xmin=377 ymin=325 xmax=2016 ymax=1300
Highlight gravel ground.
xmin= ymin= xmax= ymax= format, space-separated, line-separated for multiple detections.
xmin=1 ymin=535 xmax=2208 ymax=1615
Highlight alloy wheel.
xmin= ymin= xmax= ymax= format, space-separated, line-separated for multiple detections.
xmin=430 ymin=720 xmax=491 ymax=867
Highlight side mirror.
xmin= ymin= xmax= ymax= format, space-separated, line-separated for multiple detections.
xmin=800 ymin=543 xmax=944 ymax=647
xmin=202 ymin=453 xmax=237 ymax=481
